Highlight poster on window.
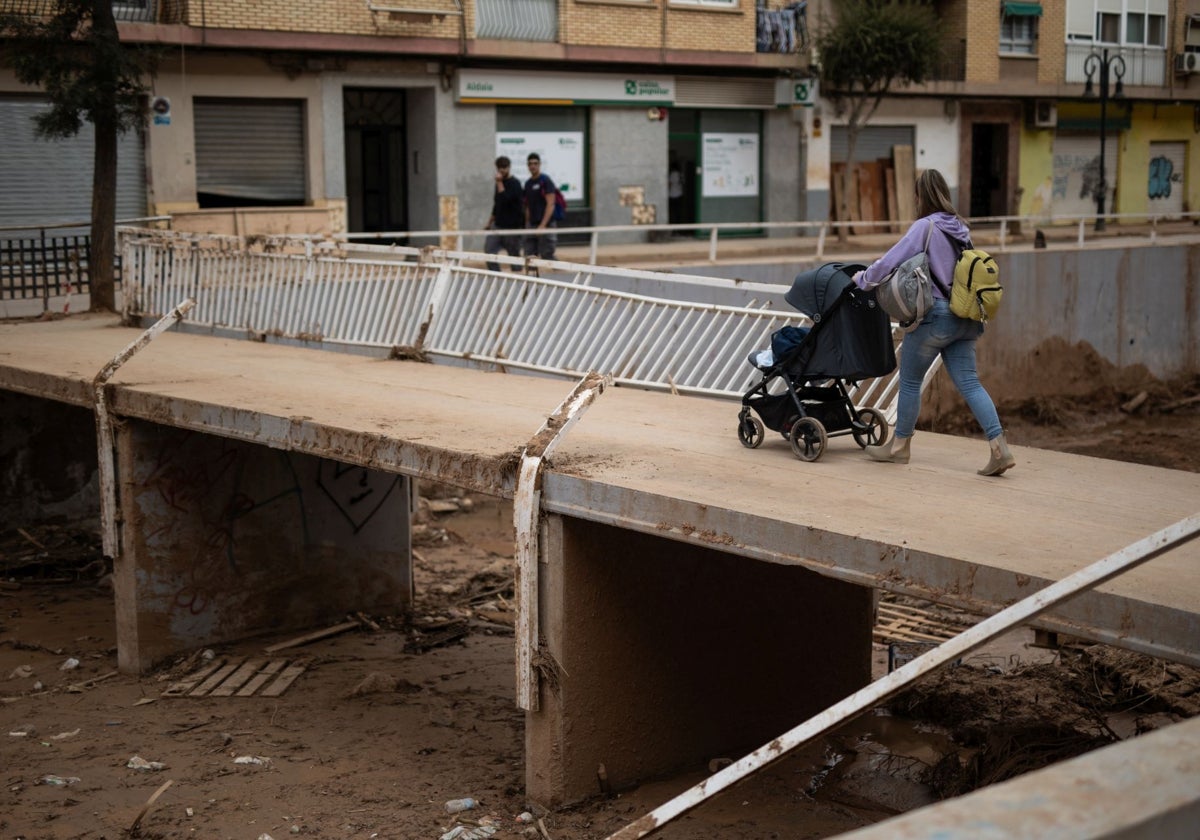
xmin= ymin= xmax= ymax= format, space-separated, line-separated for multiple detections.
xmin=495 ymin=132 xmax=585 ymax=202
xmin=701 ymin=133 xmax=759 ymax=198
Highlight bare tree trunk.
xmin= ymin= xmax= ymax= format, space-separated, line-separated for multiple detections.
xmin=88 ymin=0 xmax=119 ymax=313
xmin=837 ymin=124 xmax=859 ymax=246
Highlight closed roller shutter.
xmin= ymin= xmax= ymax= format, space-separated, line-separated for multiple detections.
xmin=1147 ymin=141 xmax=1184 ymax=217
xmin=831 ymin=125 xmax=915 ymax=163
xmin=675 ymin=77 xmax=775 ymax=108
xmin=0 ymin=96 xmax=146 ymax=231
xmin=194 ymin=98 xmax=306 ymax=204
xmin=1050 ymin=132 xmax=1117 ymax=219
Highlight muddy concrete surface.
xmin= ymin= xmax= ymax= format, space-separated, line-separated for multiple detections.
xmin=3 ymin=362 xmax=1200 ymax=839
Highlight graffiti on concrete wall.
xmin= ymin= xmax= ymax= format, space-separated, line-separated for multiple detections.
xmin=141 ymin=433 xmax=308 ymax=614
xmin=316 ymin=460 xmax=402 ymax=534
xmin=139 ymin=432 xmax=403 ymax=617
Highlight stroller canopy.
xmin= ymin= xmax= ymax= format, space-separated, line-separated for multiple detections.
xmin=785 ymin=262 xmax=861 ymax=317
xmin=780 ymin=262 xmax=896 ymax=380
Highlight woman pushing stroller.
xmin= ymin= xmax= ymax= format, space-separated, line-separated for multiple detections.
xmin=852 ymin=169 xmax=1015 ymax=477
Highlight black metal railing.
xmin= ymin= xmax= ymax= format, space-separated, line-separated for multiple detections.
xmin=0 ymin=231 xmax=120 ymax=303
xmin=0 ymin=1 xmax=161 ymax=23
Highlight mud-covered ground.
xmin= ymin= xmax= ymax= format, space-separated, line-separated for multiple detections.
xmin=2 ymin=373 xmax=1199 ymax=840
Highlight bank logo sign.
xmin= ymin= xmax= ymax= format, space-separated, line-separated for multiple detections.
xmin=624 ymin=79 xmax=671 ymax=99
xmin=458 ymin=69 xmax=674 ymax=105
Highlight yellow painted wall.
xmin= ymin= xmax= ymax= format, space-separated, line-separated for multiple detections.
xmin=1018 ymin=126 xmax=1055 ymax=218
xmin=1119 ymin=104 xmax=1197 ymax=215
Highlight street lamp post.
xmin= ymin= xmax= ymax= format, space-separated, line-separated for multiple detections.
xmin=1082 ymin=48 xmax=1125 ymax=232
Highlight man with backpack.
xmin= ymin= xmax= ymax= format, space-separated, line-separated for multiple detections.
xmin=523 ymin=152 xmax=561 ymax=263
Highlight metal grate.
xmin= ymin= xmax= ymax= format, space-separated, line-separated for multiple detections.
xmin=0 ymin=234 xmax=99 ymax=299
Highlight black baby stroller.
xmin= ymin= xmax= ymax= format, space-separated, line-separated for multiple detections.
xmin=737 ymin=262 xmax=897 ymax=461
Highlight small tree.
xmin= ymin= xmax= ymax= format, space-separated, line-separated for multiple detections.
xmin=816 ymin=0 xmax=941 ymax=242
xmin=0 ymin=1 xmax=155 ymax=311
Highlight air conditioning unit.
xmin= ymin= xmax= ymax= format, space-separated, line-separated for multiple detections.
xmin=1031 ymin=100 xmax=1057 ymax=129
xmin=1175 ymin=52 xmax=1200 ymax=75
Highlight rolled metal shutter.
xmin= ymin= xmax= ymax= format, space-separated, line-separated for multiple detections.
xmin=675 ymin=77 xmax=775 ymax=108
xmin=0 ymin=96 xmax=146 ymax=230
xmin=830 ymin=125 xmax=915 ymax=163
xmin=1050 ymin=132 xmax=1118 ymax=219
xmin=194 ymin=98 xmax=306 ymax=203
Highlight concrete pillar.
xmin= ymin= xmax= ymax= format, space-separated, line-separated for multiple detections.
xmin=114 ymin=419 xmax=413 ymax=673
xmin=527 ymin=515 xmax=874 ymax=806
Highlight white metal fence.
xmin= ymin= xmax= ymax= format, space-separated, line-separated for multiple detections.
xmin=119 ymin=228 xmax=916 ymax=419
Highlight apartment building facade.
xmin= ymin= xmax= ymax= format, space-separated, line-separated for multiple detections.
xmin=0 ymin=0 xmax=811 ymax=240
xmin=2 ymin=0 xmax=1198 ymax=238
xmin=807 ymin=0 xmax=1200 ymax=226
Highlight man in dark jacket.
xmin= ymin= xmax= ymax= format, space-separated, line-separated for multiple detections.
xmin=484 ymin=156 xmax=523 ymax=272
xmin=523 ymin=152 xmax=558 ymax=262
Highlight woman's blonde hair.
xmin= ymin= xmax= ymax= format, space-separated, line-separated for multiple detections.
xmin=915 ymin=169 xmax=960 ymax=220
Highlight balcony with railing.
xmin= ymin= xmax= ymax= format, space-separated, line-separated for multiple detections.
xmin=475 ymin=0 xmax=556 ymax=41
xmin=1064 ymin=42 xmax=1166 ymax=87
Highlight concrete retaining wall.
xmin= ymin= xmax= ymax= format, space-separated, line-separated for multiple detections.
xmin=672 ymin=242 xmax=1200 ymax=384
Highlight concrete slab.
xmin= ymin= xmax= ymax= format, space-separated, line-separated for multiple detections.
xmin=2 ymin=313 xmax=1198 ymax=668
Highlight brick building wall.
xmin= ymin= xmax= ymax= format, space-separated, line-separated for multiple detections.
xmin=963 ymin=0 xmax=1000 ymax=82
xmin=565 ymin=0 xmax=662 ymax=49
xmin=183 ymin=0 xmax=757 ymax=52
xmin=1036 ymin=0 xmax=1066 ymax=84
xmin=664 ymin=5 xmax=755 ymax=52
xmin=188 ymin=0 xmax=465 ymax=42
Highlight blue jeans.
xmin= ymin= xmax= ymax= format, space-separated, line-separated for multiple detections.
xmin=895 ymin=299 xmax=1002 ymax=441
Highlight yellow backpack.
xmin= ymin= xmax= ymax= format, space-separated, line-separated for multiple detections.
xmin=950 ymin=247 xmax=1002 ymax=322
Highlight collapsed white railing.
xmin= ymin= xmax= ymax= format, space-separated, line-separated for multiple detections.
xmin=119 ymin=229 xmax=917 ymax=419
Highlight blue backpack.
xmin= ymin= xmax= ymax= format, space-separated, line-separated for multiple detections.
xmin=540 ymin=175 xmax=567 ymax=222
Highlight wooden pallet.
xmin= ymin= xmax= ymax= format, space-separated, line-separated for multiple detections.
xmin=874 ymin=599 xmax=974 ymax=646
xmin=162 ymin=657 xmax=307 ymax=698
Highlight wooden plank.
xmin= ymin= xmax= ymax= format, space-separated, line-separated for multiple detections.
xmin=236 ymin=659 xmax=288 ymax=697
xmin=830 ymin=163 xmax=844 ymax=223
xmin=209 ymin=658 xmax=268 ymax=697
xmin=885 ymin=166 xmax=899 ymax=233
xmin=189 ymin=659 xmax=244 ymax=697
xmin=893 ymin=145 xmax=916 ymax=223
xmin=263 ymin=620 xmax=360 ymax=654
xmin=259 ymin=662 xmax=308 ymax=697
xmin=162 ymin=659 xmax=228 ymax=698
xmin=860 ymin=161 xmax=887 ymax=224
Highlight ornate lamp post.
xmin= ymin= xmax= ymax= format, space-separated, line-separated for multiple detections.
xmin=1082 ymin=48 xmax=1125 ymax=232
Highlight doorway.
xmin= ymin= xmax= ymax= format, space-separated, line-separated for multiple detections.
xmin=669 ymin=108 xmax=762 ymax=236
xmin=344 ymin=88 xmax=408 ymax=234
xmin=969 ymin=123 xmax=1008 ymax=218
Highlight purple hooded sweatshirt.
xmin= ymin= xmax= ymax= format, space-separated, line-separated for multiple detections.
xmin=854 ymin=212 xmax=971 ymax=299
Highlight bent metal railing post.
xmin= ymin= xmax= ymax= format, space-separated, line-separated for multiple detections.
xmin=605 ymin=512 xmax=1200 ymax=840
xmin=514 ymin=372 xmax=611 ymax=711
xmin=94 ymin=298 xmax=196 ymax=563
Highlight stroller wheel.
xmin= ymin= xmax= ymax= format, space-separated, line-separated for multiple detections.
xmin=852 ymin=408 xmax=890 ymax=448
xmin=738 ymin=415 xmax=765 ymax=449
xmin=789 ymin=417 xmax=827 ymax=462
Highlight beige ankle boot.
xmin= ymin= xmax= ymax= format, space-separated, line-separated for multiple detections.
xmin=979 ymin=434 xmax=1015 ymax=476
xmin=866 ymin=435 xmax=911 ymax=464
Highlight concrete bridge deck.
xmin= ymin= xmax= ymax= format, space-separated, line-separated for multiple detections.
xmin=2 ymin=313 xmax=1199 ymax=805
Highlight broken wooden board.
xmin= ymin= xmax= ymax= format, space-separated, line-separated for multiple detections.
xmin=161 ymin=657 xmax=307 ymax=698
xmin=893 ymin=145 xmax=916 ymax=223
xmin=874 ymin=598 xmax=975 ymax=646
